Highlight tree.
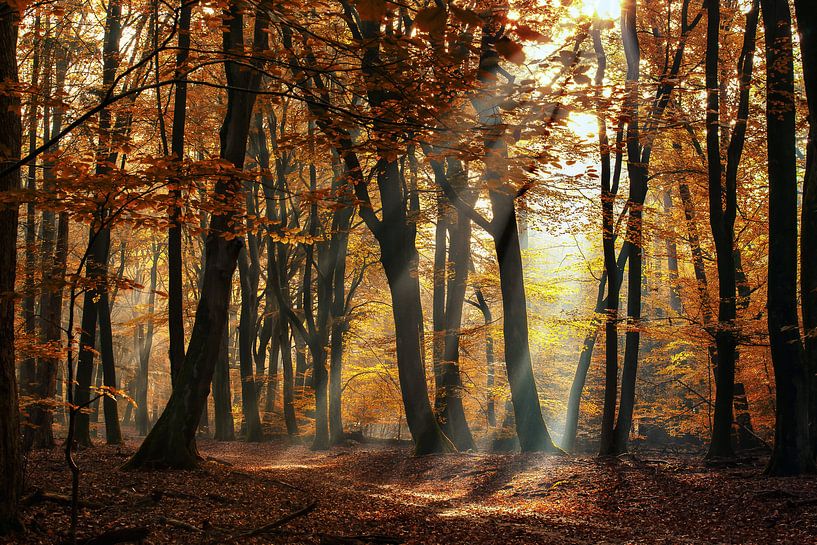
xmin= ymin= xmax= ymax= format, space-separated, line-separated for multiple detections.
xmin=793 ymin=0 xmax=817 ymax=455
xmin=761 ymin=0 xmax=814 ymax=475
xmin=125 ymin=0 xmax=269 ymax=468
xmin=0 ymin=0 xmax=21 ymax=532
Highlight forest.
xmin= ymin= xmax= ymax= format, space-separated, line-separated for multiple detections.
xmin=1 ymin=0 xmax=817 ymax=542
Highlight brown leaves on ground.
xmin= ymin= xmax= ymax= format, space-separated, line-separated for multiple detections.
xmin=6 ymin=439 xmax=817 ymax=544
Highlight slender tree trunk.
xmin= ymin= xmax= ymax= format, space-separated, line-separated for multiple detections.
xmin=167 ymin=0 xmax=192 ymax=386
xmin=704 ymin=0 xmax=737 ymax=459
xmin=593 ymin=20 xmax=624 ymax=457
xmin=212 ymin=320 xmax=235 ymax=441
xmin=761 ymin=0 xmax=814 ymax=475
xmin=472 ymin=288 xmax=496 ymax=428
xmin=25 ymin=38 xmax=62 ymax=449
xmin=74 ymin=0 xmax=123 ymax=449
xmin=238 ymin=246 xmax=263 ymax=441
xmin=662 ymin=191 xmax=683 ymax=314
xmin=19 ymin=15 xmax=41 ymax=399
xmin=97 ymin=231 xmax=121 ymax=444
xmin=281 ymin=326 xmax=299 ymax=436
xmin=136 ymin=247 xmax=158 ymax=436
xmin=265 ymin=321 xmax=280 ymax=418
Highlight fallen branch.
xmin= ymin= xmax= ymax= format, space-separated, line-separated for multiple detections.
xmin=23 ymin=489 xmax=103 ymax=509
xmin=234 ymin=498 xmax=318 ymax=540
xmin=73 ymin=526 xmax=149 ymax=545
xmin=159 ymin=516 xmax=202 ymax=533
xmin=319 ymin=534 xmax=404 ymax=544
xmin=206 ymin=456 xmax=234 ymax=466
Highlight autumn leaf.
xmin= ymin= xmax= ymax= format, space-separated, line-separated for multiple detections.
xmin=514 ymin=24 xmax=550 ymax=43
xmin=414 ymin=6 xmax=446 ymax=35
xmin=495 ymin=37 xmax=525 ymax=64
xmin=450 ymin=4 xmax=482 ymax=26
xmin=355 ymin=0 xmax=386 ymax=22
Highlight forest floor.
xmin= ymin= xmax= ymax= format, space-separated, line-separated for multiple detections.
xmin=6 ymin=435 xmax=817 ymax=544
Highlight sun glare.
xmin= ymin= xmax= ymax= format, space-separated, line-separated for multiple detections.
xmin=567 ymin=111 xmax=598 ymax=142
xmin=579 ymin=0 xmax=620 ymax=20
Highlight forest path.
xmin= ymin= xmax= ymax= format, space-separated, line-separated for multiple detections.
xmin=9 ymin=438 xmax=817 ymax=544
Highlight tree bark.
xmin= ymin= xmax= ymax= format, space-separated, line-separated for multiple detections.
xmin=212 ymin=319 xmax=235 ymax=441
xmin=238 ymin=246 xmax=263 ymax=441
xmin=167 ymin=0 xmax=192 ymax=386
xmin=793 ymin=0 xmax=817 ymax=457
xmin=761 ymin=0 xmax=814 ymax=475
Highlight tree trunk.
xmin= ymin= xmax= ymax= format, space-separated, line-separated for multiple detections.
xmin=238 ymin=246 xmax=263 ymax=441
xmin=0 ymin=1 xmax=21 ymax=531
xmin=136 ymin=247 xmax=158 ymax=436
xmin=704 ymin=0 xmax=736 ymax=459
xmin=437 ymin=159 xmax=475 ymax=451
xmin=97 ymin=232 xmax=121 ymax=444
xmin=281 ymin=326 xmax=299 ymax=436
xmin=212 ymin=320 xmax=235 ymax=441
xmin=19 ymin=15 xmax=41 ymax=400
xmin=470 ymin=286 xmax=496 ymax=428
xmin=490 ymin=189 xmax=558 ymax=452
xmin=761 ymin=0 xmax=814 ymax=475
xmin=794 ymin=0 xmax=817 ymax=457
xmin=167 ymin=0 xmax=192 ymax=385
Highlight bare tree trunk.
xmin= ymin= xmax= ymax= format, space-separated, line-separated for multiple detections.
xmin=212 ymin=320 xmax=235 ymax=441
xmin=761 ymin=0 xmax=814 ymax=475
xmin=136 ymin=247 xmax=159 ymax=436
xmin=167 ymin=0 xmax=192 ymax=385
xmin=794 ymin=0 xmax=817 ymax=457
xmin=238 ymin=246 xmax=263 ymax=441
xmin=281 ymin=326 xmax=299 ymax=436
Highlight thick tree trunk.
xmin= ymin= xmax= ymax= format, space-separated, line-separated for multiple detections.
xmin=490 ymin=189 xmax=558 ymax=452
xmin=794 ymin=0 xmax=817 ymax=456
xmin=438 ymin=160 xmax=475 ymax=451
xmin=426 ymin=155 xmax=475 ymax=451
xmin=0 ymin=2 xmax=21 ymax=531
xmin=761 ymin=0 xmax=814 ymax=475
